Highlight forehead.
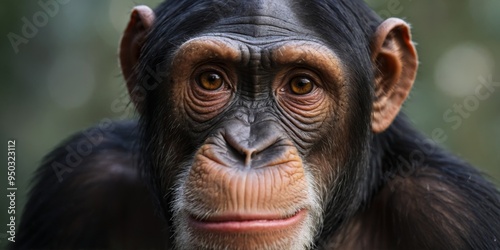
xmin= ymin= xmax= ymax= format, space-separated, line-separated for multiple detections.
xmin=174 ymin=36 xmax=337 ymax=62
xmin=199 ymin=0 xmax=315 ymax=44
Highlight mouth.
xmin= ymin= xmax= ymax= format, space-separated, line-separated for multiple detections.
xmin=188 ymin=209 xmax=307 ymax=233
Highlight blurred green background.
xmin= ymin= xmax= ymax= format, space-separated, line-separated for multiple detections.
xmin=0 ymin=0 xmax=499 ymax=247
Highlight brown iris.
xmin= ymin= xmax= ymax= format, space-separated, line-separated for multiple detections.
xmin=289 ymin=77 xmax=314 ymax=95
xmin=197 ymin=72 xmax=223 ymax=90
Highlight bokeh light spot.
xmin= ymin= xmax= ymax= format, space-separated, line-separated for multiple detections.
xmin=435 ymin=43 xmax=494 ymax=97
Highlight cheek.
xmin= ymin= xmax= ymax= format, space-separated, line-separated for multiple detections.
xmin=181 ymin=87 xmax=231 ymax=123
xmin=277 ymin=91 xmax=332 ymax=124
xmin=274 ymin=93 xmax=336 ymax=152
xmin=171 ymin=78 xmax=233 ymax=126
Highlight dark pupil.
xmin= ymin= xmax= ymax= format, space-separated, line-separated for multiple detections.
xmin=207 ymin=74 xmax=220 ymax=83
xmin=296 ymin=79 xmax=308 ymax=87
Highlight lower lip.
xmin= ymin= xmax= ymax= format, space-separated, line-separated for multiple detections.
xmin=189 ymin=210 xmax=307 ymax=233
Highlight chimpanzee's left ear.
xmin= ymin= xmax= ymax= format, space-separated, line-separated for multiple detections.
xmin=119 ymin=6 xmax=155 ymax=111
xmin=370 ymin=18 xmax=418 ymax=133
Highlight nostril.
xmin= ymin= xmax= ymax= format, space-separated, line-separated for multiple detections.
xmin=250 ymin=151 xmax=257 ymax=158
xmin=244 ymin=150 xmax=258 ymax=168
xmin=225 ymin=140 xmax=247 ymax=164
xmin=223 ymin=133 xmax=260 ymax=167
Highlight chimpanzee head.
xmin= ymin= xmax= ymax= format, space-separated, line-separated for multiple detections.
xmin=119 ymin=0 xmax=417 ymax=249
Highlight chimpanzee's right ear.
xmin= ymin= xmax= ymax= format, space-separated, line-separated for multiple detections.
xmin=119 ymin=6 xmax=155 ymax=110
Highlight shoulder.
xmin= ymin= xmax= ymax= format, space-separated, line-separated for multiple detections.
xmin=380 ymin=158 xmax=500 ymax=250
xmin=13 ymin=120 xmax=166 ymax=249
xmin=40 ymin=119 xmax=140 ymax=183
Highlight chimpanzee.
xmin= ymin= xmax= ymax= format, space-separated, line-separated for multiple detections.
xmin=13 ymin=0 xmax=500 ymax=249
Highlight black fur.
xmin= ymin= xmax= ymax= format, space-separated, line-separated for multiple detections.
xmin=13 ymin=121 xmax=166 ymax=249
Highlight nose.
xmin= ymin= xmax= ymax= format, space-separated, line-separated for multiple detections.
xmin=223 ymin=121 xmax=282 ymax=168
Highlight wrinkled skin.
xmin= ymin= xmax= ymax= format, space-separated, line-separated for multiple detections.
xmin=122 ymin=1 xmax=419 ymax=248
